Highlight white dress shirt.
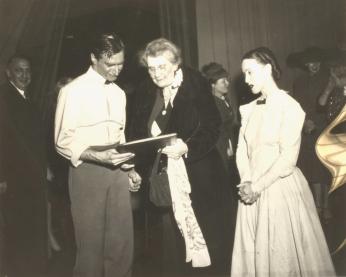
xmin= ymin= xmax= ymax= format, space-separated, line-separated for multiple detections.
xmin=10 ymin=81 xmax=26 ymax=98
xmin=55 ymin=67 xmax=126 ymax=167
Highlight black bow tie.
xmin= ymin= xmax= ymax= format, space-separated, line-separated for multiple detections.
xmin=256 ymin=98 xmax=266 ymax=105
xmin=105 ymin=80 xmax=114 ymax=85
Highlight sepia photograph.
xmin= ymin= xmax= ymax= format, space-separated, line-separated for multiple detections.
xmin=0 ymin=0 xmax=345 ymax=276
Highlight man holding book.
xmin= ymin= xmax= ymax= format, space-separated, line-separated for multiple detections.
xmin=55 ymin=32 xmax=141 ymax=277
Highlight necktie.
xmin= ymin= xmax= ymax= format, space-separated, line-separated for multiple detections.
xmin=222 ymin=96 xmax=231 ymax=108
xmin=156 ymin=101 xmax=172 ymax=131
xmin=105 ymin=80 xmax=114 ymax=85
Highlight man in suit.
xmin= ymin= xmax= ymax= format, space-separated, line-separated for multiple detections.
xmin=0 ymin=55 xmax=49 ymax=277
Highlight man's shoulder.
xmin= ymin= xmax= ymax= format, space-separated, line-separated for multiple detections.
xmin=0 ymin=82 xmax=16 ymax=102
xmin=60 ymin=71 xmax=90 ymax=95
xmin=0 ymin=81 xmax=12 ymax=93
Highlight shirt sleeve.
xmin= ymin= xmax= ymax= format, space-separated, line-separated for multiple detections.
xmin=55 ymin=86 xmax=88 ymax=167
xmin=252 ymin=99 xmax=306 ymax=193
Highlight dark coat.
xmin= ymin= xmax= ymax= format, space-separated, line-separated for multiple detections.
xmin=0 ymin=82 xmax=48 ymax=276
xmin=128 ymin=67 xmax=236 ymax=273
xmin=213 ymin=95 xmax=239 ymax=168
xmin=292 ymin=67 xmax=330 ymax=184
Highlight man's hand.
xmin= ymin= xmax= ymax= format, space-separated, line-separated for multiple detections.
xmin=81 ymin=148 xmax=134 ymax=166
xmin=162 ymin=138 xmax=188 ymax=159
xmin=102 ymin=150 xmax=134 ymax=166
xmin=0 ymin=181 xmax=7 ymax=194
xmin=128 ymin=170 xmax=141 ymax=192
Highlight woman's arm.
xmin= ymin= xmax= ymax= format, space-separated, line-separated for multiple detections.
xmin=252 ymin=98 xmax=305 ymax=193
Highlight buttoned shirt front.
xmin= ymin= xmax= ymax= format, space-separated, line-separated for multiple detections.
xmin=55 ymin=67 xmax=126 ymax=167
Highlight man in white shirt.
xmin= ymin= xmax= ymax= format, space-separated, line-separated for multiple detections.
xmin=55 ymin=33 xmax=141 ymax=277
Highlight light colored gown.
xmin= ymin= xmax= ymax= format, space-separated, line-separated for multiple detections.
xmin=231 ymin=90 xmax=335 ymax=277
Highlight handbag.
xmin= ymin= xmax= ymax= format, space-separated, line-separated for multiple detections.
xmin=149 ymin=150 xmax=172 ymax=207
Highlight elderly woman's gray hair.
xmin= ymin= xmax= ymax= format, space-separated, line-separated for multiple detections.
xmin=139 ymin=38 xmax=182 ymax=67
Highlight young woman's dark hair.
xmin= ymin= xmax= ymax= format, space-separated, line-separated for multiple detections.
xmin=242 ymin=47 xmax=281 ymax=80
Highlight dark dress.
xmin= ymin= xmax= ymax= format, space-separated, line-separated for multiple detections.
xmin=128 ymin=67 xmax=236 ymax=276
xmin=326 ymin=87 xmax=346 ymax=125
xmin=292 ymin=67 xmax=330 ymax=185
xmin=0 ymin=83 xmax=48 ymax=277
xmin=213 ymin=95 xmax=240 ymax=188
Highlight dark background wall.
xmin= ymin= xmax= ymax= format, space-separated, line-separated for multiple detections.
xmin=196 ymin=0 xmax=343 ymax=95
xmin=58 ymin=0 xmax=160 ymax=89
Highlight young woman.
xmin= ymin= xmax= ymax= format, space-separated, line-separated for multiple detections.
xmin=231 ymin=47 xmax=335 ymax=276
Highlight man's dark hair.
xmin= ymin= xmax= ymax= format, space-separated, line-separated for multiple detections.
xmin=7 ymin=54 xmax=31 ymax=68
xmin=90 ymin=32 xmax=125 ymax=60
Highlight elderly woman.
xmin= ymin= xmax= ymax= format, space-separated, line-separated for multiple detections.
xmin=128 ymin=38 xmax=236 ymax=276
xmin=231 ymin=47 xmax=335 ymax=277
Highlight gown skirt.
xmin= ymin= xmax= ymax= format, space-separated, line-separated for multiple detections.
xmin=231 ymin=168 xmax=335 ymax=277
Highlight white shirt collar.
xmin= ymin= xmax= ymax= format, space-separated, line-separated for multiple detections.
xmin=87 ymin=66 xmax=108 ymax=84
xmin=10 ymin=81 xmax=26 ymax=99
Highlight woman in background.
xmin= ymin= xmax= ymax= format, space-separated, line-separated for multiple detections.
xmin=201 ymin=62 xmax=240 ymax=188
xmin=231 ymin=47 xmax=335 ymax=276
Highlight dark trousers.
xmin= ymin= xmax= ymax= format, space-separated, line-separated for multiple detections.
xmin=69 ymin=163 xmax=133 ymax=277
xmin=4 ymin=186 xmax=48 ymax=277
xmin=0 ymin=197 xmax=5 ymax=277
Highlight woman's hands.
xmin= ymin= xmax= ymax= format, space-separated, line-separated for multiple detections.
xmin=238 ymin=181 xmax=260 ymax=204
xmin=162 ymin=138 xmax=188 ymax=159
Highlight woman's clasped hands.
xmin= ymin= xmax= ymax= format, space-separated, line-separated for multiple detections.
xmin=238 ymin=181 xmax=260 ymax=204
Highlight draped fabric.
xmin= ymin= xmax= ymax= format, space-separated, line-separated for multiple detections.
xmin=196 ymin=0 xmax=343 ymax=91
xmin=0 ymin=0 xmax=34 ymax=85
xmin=0 ymin=0 xmax=71 ymax=118
xmin=159 ymin=0 xmax=198 ymax=69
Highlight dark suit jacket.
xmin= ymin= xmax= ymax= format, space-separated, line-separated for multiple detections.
xmin=0 ymin=83 xmax=46 ymax=191
xmin=128 ymin=67 xmax=236 ymax=262
xmin=0 ymin=82 xmax=48 ymax=275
